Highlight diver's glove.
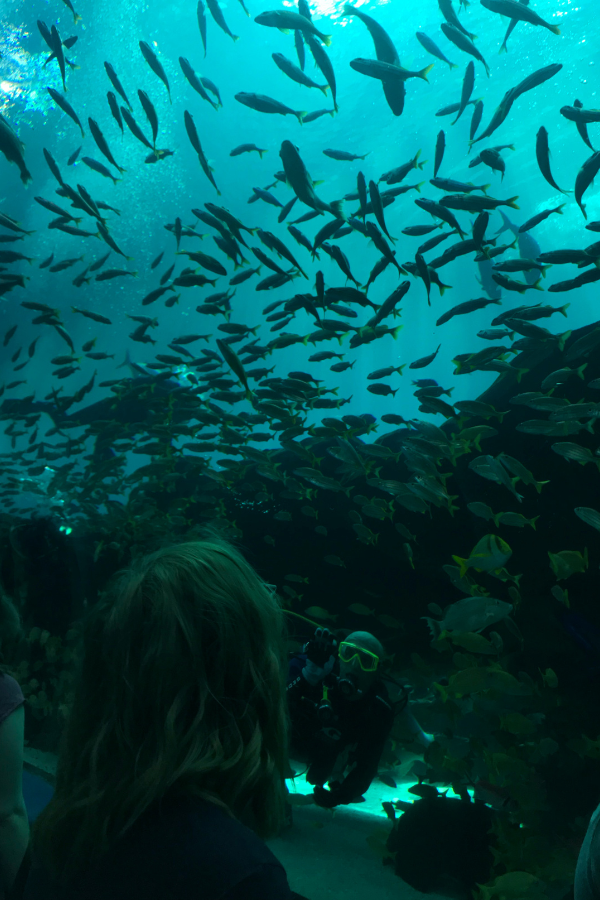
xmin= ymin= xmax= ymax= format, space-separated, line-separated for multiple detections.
xmin=313 ymin=784 xmax=344 ymax=809
xmin=302 ymin=627 xmax=337 ymax=686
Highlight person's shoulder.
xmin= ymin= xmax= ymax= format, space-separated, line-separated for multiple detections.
xmin=0 ymin=673 xmax=25 ymax=724
xmin=128 ymin=795 xmax=293 ymax=896
xmin=222 ymin=862 xmax=294 ymax=899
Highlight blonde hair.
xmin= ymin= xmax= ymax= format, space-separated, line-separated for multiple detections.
xmin=29 ymin=537 xmax=292 ymax=885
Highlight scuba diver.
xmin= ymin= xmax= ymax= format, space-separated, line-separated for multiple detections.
xmin=284 ymin=627 xmax=433 ymax=821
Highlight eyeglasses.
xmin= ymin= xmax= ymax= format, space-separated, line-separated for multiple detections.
xmin=339 ymin=642 xmax=379 ymax=672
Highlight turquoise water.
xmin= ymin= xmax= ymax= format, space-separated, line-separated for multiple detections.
xmin=0 ymin=0 xmax=594 ymax=482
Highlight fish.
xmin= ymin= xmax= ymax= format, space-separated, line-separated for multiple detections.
xmin=88 ymin=118 xmax=126 ymax=174
xmin=322 ymin=243 xmax=359 ymax=286
xmin=367 ymin=366 xmax=405 ymax=380
xmin=479 ymin=148 xmax=505 ymax=180
xmin=471 ymin=65 xmax=562 ymax=146
xmin=34 ymin=196 xmax=81 ymax=223
xmin=421 ymin=594 xmax=514 ymax=639
xmin=48 ymin=255 xmax=84 ymax=272
xmin=272 ymin=53 xmax=328 ymax=96
xmin=415 ymin=253 xmax=431 ymax=305
xmin=415 ymin=32 xmax=457 ymax=70
xmin=468 ymin=453 xmax=526 ymax=501
xmin=254 ymin=9 xmax=331 ymax=46
xmin=492 ymin=272 xmax=543 ymax=293
xmin=415 ymin=198 xmax=467 ymax=238
xmin=563 ymin=99 xmax=595 ymax=151
xmin=293 ymin=28 xmax=306 ymax=73
xmin=493 ymin=258 xmax=549 ymax=277
xmin=470 ymin=99 xmax=484 ymax=141
xmin=230 ymin=144 xmax=268 ymax=158
xmin=196 ymin=0 xmax=208 ymax=55
xmin=206 ymin=204 xmax=255 ymax=246
xmin=0 ymin=114 xmax=32 ymax=185
xmin=198 ymin=77 xmax=221 ymax=109
xmin=216 ymin=339 xmax=253 ymax=400
xmin=37 ymin=254 xmax=54 ymax=270
xmin=434 ymin=131 xmax=445 ymax=177
xmin=368 ymin=180 xmax=394 ymax=241
xmin=67 ymin=145 xmax=82 ymax=165
xmin=468 ymin=90 xmax=518 ymax=146
xmin=61 ymin=0 xmax=82 ymax=24
xmin=139 ymin=41 xmax=172 ymax=103
xmin=235 ymin=93 xmax=306 ymax=125
xmin=179 ymin=249 xmax=227 ymax=276
xmin=280 ymin=140 xmax=344 ymax=218
xmin=137 ymin=90 xmax=159 ymax=147
xmin=294 ymin=468 xmax=351 ymax=495
xmin=403 ymin=223 xmax=443 ymax=235
xmin=252 ymin=246 xmax=286 ymax=276
xmin=380 ymin=150 xmax=426 ymax=185
xmin=302 ymin=109 xmax=335 ymax=123
xmin=324 ymin=149 xmax=369 ymax=161
xmin=496 ymin=512 xmax=539 ymax=529
xmin=104 ymin=62 xmax=132 ymax=111
xmin=410 ymin=344 xmax=441 ymax=369
xmin=304 ymin=33 xmax=338 ymax=114
xmin=81 ymin=156 xmax=120 ymax=185
xmin=548 ymin=549 xmax=588 ymax=581
xmin=71 ymin=307 xmax=112 ymax=324
xmin=518 ymin=204 xmax=565 ymax=233
xmin=535 ymin=126 xmax=569 ymax=195
xmin=430 ymin=177 xmax=489 ymax=194
xmin=53 ymin=366 xmax=79 ymax=379
xmin=436 ymin=100 xmax=477 ymax=117
xmin=49 ymin=24 xmax=68 ymax=91
xmin=575 ymin=151 xmax=600 ymax=219
xmin=540 ymin=364 xmax=587 ymax=391
xmin=453 ymin=533 xmax=512 ymax=578
xmin=459 ymin=425 xmax=498 ymax=450
xmin=343 ymin=4 xmax=405 ymax=116
xmin=368 ymin=383 xmax=398 ymax=397
xmin=453 ymin=62 xmax=475 ymax=125
xmin=3 ymin=325 xmax=17 ymax=347
xmin=480 ymin=0 xmax=561 ymax=35
xmin=440 ymin=193 xmax=519 ymax=212
xmin=257 ymin=228 xmax=307 ymax=277
xmin=575 ymin=508 xmax=600 ymax=532
xmin=437 ymin=297 xmax=501 ymax=326
xmin=349 ymin=59 xmax=434 ymax=84
xmin=47 ymin=88 xmax=85 ymax=137
xmin=106 ymin=92 xmax=124 ymax=135
xmin=552 ymin=444 xmax=600 ymax=469
xmin=548 ymin=270 xmax=600 ymax=293
xmin=120 ymin=107 xmax=154 ymax=152
xmin=250 ymin=187 xmax=283 ymax=208
xmin=499 ymin=0 xmax=530 ymax=52
xmin=96 ymin=221 xmax=132 ymax=260
xmin=95 ymin=269 xmax=138 ymax=281
xmin=184 ymin=110 xmax=221 ymax=195
xmin=179 ymin=58 xmax=219 ymax=111
xmin=365 ymin=222 xmax=404 ymax=274
xmin=440 ymin=23 xmax=490 ymax=78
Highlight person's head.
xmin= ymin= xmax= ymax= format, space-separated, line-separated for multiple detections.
xmin=338 ymin=630 xmax=385 ymax=701
xmin=30 ymin=536 xmax=293 ymax=886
